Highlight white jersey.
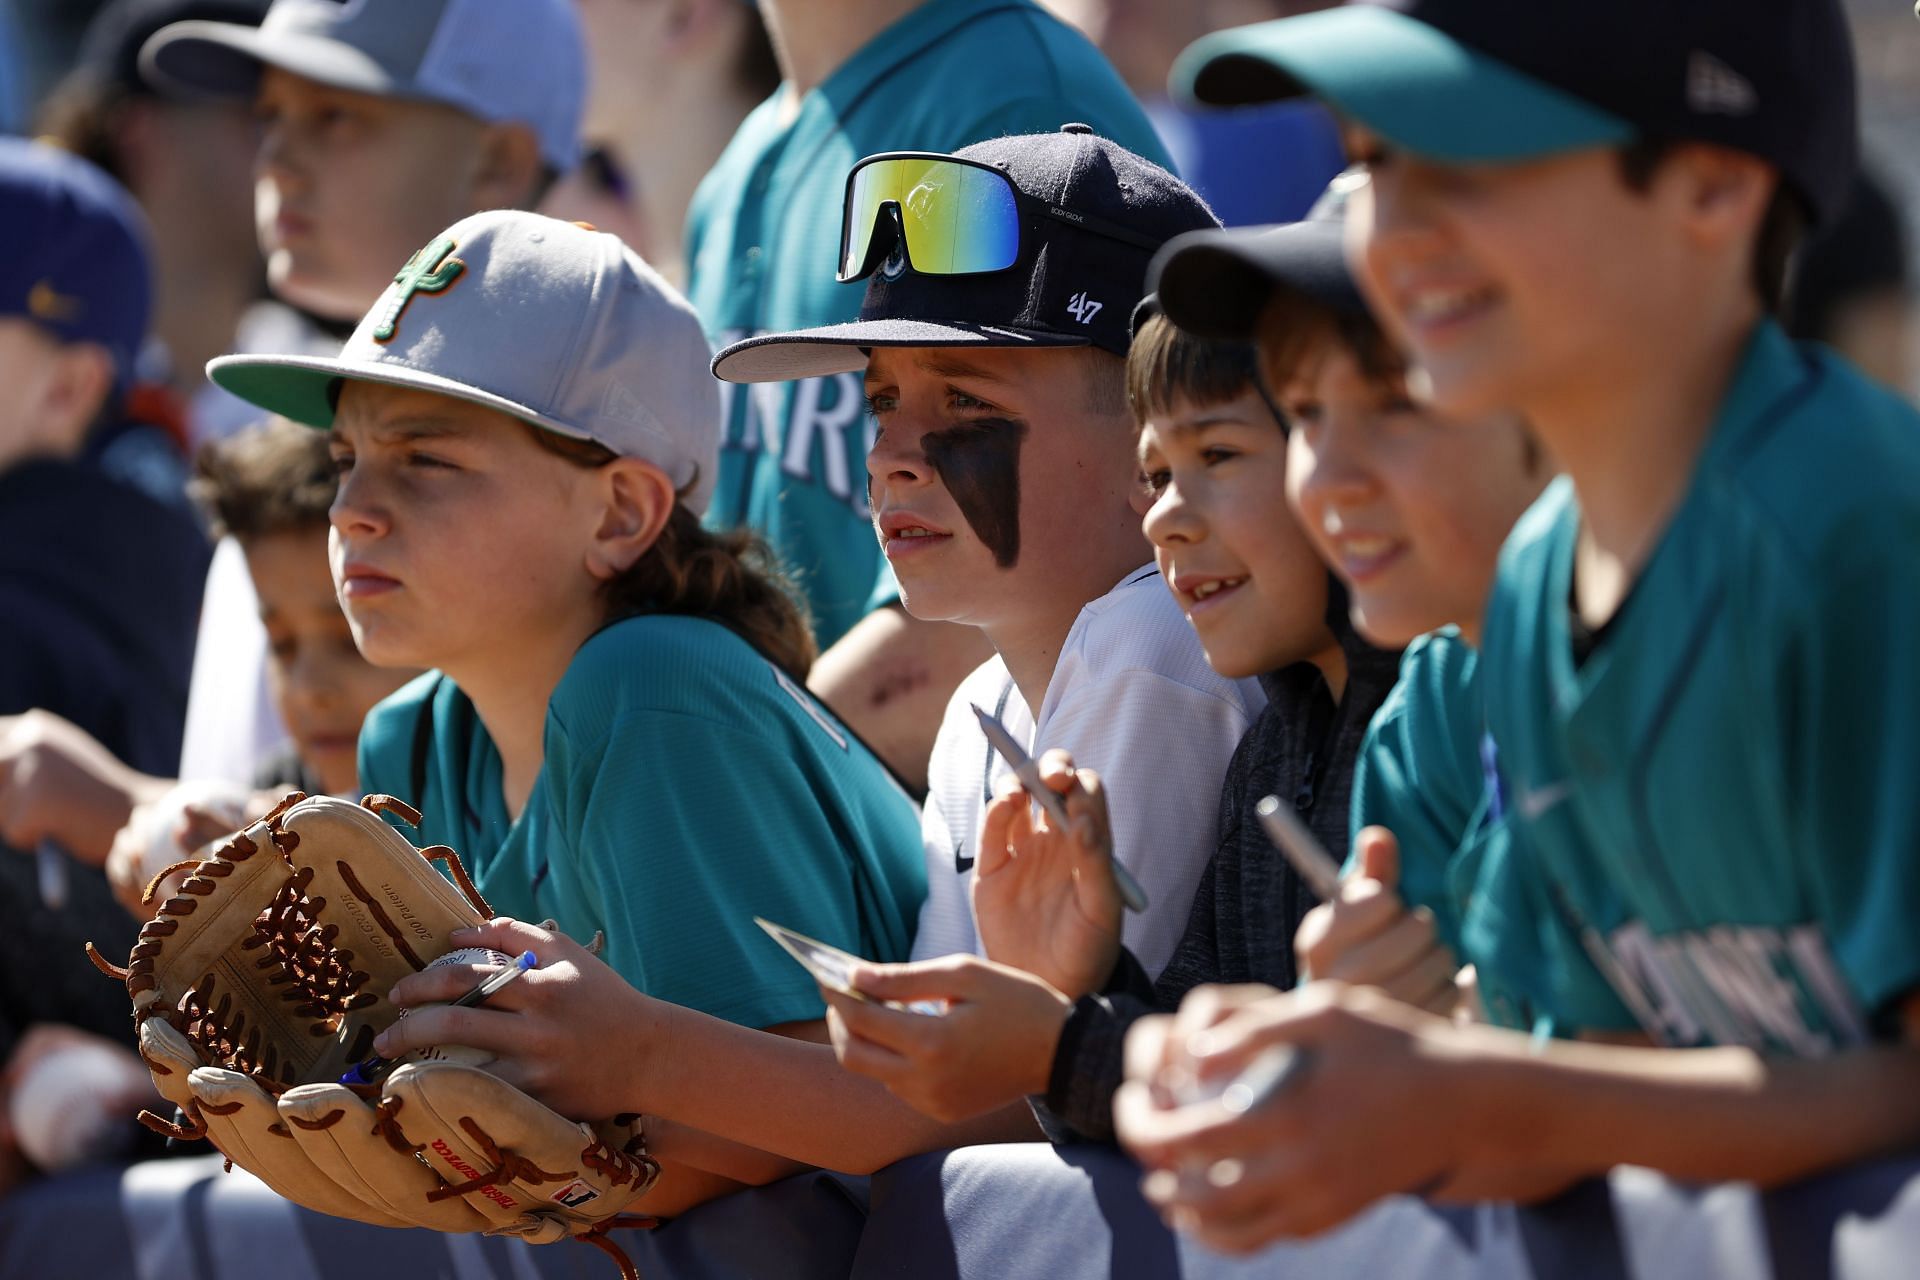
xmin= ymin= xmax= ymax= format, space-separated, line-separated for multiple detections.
xmin=911 ymin=565 xmax=1266 ymax=978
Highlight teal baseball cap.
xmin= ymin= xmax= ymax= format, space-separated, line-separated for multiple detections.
xmin=1175 ymin=6 xmax=1631 ymax=166
xmin=1172 ymin=0 xmax=1858 ymax=226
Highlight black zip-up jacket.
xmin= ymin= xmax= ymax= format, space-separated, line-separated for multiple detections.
xmin=1035 ymin=592 xmax=1402 ymax=1142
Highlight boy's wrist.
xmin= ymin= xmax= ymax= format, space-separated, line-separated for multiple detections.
xmin=1414 ymin=1016 xmax=1541 ymax=1176
xmin=609 ymin=987 xmax=677 ymax=1117
xmin=1024 ymin=985 xmax=1076 ymax=1098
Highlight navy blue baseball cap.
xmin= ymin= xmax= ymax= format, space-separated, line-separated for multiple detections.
xmin=0 ymin=139 xmax=152 ymax=389
xmin=1172 ymin=0 xmax=1858 ymax=226
xmin=1149 ymin=171 xmax=1367 ymax=343
xmin=713 ymin=126 xmax=1220 ymax=383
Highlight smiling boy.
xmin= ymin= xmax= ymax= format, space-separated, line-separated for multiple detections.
xmin=1114 ymin=0 xmax=1920 ymax=1251
xmin=1154 ymin=195 xmax=1553 ymax=1031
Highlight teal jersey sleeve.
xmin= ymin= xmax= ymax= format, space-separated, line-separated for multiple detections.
xmin=1348 ymin=629 xmax=1587 ymax=1034
xmin=1348 ymin=630 xmax=1487 ymax=954
xmin=537 ymin=618 xmax=925 ymax=1029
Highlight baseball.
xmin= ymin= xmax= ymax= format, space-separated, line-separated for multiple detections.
xmin=9 ymin=1037 xmax=152 ymax=1171
xmin=390 ymin=947 xmax=516 ymax=1071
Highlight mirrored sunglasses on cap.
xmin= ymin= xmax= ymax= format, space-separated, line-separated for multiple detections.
xmin=837 ymin=151 xmax=1163 ymax=283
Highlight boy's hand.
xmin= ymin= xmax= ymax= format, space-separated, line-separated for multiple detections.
xmin=972 ymin=750 xmax=1122 ymax=998
xmin=104 ymin=794 xmax=248 ymax=918
xmin=1114 ymin=982 xmax=1473 ymax=1251
xmin=1292 ymin=827 xmax=1461 ymax=1016
xmin=376 ymin=917 xmax=670 ymax=1122
xmin=822 ymin=954 xmax=1071 ymax=1123
xmin=0 ymin=711 xmax=163 ymax=865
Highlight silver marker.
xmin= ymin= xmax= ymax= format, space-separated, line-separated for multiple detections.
xmin=1220 ymin=1045 xmax=1306 ymax=1114
xmin=1253 ymin=795 xmax=1343 ymax=901
xmin=970 ymin=703 xmax=1148 ymax=914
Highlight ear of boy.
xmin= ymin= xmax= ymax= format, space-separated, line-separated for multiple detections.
xmin=1668 ymin=146 xmax=1778 ymax=262
xmin=586 ymin=459 xmax=677 ymax=580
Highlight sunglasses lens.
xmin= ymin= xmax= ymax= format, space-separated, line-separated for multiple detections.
xmin=839 ymin=158 xmax=1020 ymax=281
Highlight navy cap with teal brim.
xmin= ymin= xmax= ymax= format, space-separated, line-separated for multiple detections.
xmin=1169 ymin=1 xmax=1859 ymax=228
xmin=1172 ymin=6 xmax=1632 ymax=166
xmin=1150 ymin=219 xmax=1364 ymax=345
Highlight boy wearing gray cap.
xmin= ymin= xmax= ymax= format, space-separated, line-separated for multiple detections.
xmin=143 ymin=0 xmax=584 ymax=324
xmin=206 ymin=210 xmax=927 ymax=1216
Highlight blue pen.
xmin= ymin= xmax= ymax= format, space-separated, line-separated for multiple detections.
xmin=340 ymin=950 xmax=536 ymax=1086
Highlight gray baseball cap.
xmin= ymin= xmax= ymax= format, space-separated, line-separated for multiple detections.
xmin=141 ymin=0 xmax=585 ymax=171
xmin=206 ymin=211 xmax=721 ymax=514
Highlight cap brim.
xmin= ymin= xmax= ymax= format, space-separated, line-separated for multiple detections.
xmin=1171 ymin=7 xmax=1633 ymax=164
xmin=712 ymin=319 xmax=1090 ymax=384
xmin=141 ymin=20 xmax=399 ymax=101
xmin=207 ymin=352 xmax=596 ymax=445
xmin=1150 ymin=221 xmax=1364 ymax=343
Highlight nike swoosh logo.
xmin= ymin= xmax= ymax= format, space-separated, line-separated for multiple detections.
xmin=1516 ymin=779 xmax=1574 ymax=821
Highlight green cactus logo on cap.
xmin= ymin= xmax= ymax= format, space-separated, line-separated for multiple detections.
xmin=373 ymin=235 xmax=466 ymax=344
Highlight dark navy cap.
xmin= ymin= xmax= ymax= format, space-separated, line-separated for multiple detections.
xmin=0 ymin=138 xmax=153 ymax=388
xmin=713 ymin=125 xmax=1221 ymax=383
xmin=76 ymin=0 xmax=271 ymax=97
xmin=1173 ymin=0 xmax=1858 ymax=226
xmin=1150 ymin=171 xmax=1367 ymax=343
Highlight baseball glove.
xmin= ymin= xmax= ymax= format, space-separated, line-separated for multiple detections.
xmin=89 ymin=792 xmax=660 ymax=1277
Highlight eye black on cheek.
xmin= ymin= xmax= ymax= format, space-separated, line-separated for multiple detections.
xmin=922 ymin=417 xmax=1027 ymax=568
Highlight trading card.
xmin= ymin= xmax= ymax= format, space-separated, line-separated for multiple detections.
xmin=755 ymin=918 xmax=946 ymax=1015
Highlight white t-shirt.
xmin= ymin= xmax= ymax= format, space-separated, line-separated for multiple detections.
xmin=911 ymin=565 xmax=1266 ymax=978
xmin=177 ymin=537 xmax=289 ymax=785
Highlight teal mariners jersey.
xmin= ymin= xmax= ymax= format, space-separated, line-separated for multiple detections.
xmin=1349 ymin=629 xmax=1556 ymax=1032
xmin=1480 ymin=320 xmax=1920 ymax=1054
xmin=684 ymin=0 xmax=1170 ymax=647
xmin=358 ymin=615 xmax=927 ymax=1030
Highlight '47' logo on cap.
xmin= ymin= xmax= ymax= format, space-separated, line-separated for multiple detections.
xmin=373 ymin=235 xmax=466 ymax=343
xmin=1066 ymin=291 xmax=1102 ymax=325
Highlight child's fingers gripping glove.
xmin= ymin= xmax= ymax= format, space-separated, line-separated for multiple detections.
xmin=276 ymin=1067 xmax=659 ymax=1247
xmin=94 ymin=793 xmax=661 ymax=1276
